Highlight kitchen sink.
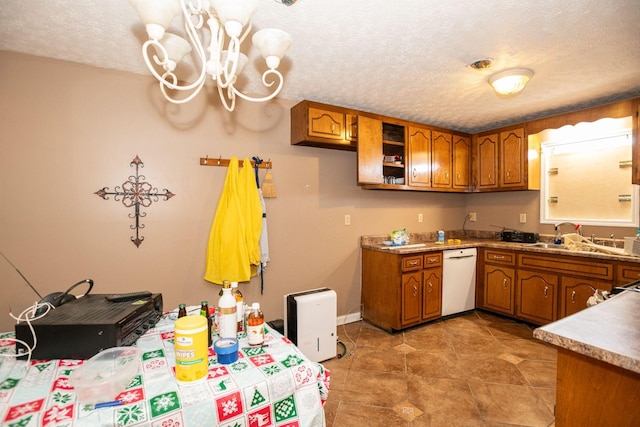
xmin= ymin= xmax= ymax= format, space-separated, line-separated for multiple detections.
xmin=530 ymin=242 xmax=566 ymax=249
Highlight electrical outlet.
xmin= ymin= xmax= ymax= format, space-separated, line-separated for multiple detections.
xmin=520 ymin=213 xmax=527 ymax=223
xmin=469 ymin=212 xmax=477 ymax=222
xmin=344 ymin=214 xmax=351 ymax=226
xmin=418 ymin=213 xmax=423 ymax=223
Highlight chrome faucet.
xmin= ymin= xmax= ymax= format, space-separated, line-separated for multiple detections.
xmin=555 ymin=222 xmax=582 ymax=236
xmin=610 ymin=234 xmax=617 ymax=248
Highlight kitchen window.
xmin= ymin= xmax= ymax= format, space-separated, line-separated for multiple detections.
xmin=538 ymin=116 xmax=639 ymax=227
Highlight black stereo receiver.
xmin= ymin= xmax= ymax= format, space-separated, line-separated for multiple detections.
xmin=15 ymin=293 xmax=163 ymax=360
xmin=501 ymin=231 xmax=539 ymax=243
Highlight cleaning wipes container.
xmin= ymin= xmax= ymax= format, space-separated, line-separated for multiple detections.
xmin=174 ymin=315 xmax=209 ymax=384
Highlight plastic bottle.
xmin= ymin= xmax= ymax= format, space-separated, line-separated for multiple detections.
xmin=247 ymin=303 xmax=264 ymax=346
xmin=217 ymin=281 xmax=237 ymax=339
xmin=231 ymin=282 xmax=244 ymax=333
xmin=554 ymin=226 xmax=562 ymax=245
xmin=200 ymin=301 xmax=212 ymax=347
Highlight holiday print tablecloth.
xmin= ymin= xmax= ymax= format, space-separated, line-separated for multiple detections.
xmin=0 ymin=314 xmax=330 ymax=427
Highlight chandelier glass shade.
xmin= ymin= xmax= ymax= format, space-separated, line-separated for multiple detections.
xmin=129 ymin=0 xmax=292 ymax=111
xmin=488 ymin=68 xmax=533 ymax=96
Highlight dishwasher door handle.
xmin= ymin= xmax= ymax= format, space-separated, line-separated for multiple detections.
xmin=446 ymin=255 xmax=475 ymax=260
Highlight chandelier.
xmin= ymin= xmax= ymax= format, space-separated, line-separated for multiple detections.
xmin=129 ymin=0 xmax=293 ymax=111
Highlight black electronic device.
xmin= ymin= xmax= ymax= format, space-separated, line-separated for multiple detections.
xmin=501 ymin=230 xmax=539 ymax=243
xmin=35 ymin=278 xmax=94 ymax=316
xmin=1 ymin=250 xmax=94 ymax=315
xmin=15 ymin=293 xmax=163 ymax=360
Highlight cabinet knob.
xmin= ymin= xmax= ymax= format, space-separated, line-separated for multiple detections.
xmin=427 ymin=282 xmax=433 ymax=292
xmin=494 ymin=255 xmax=505 ymax=260
xmin=413 ymin=285 xmax=418 ymax=296
xmin=413 ymin=168 xmax=417 ymax=178
xmin=502 ymin=278 xmax=507 ymax=289
xmin=571 ymin=290 xmax=576 ymax=303
xmin=506 ymin=170 xmax=511 ymax=179
xmin=544 ymin=286 xmax=549 ymax=297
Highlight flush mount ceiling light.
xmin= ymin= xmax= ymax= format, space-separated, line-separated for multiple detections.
xmin=129 ymin=0 xmax=293 ymax=112
xmin=489 ymin=68 xmax=534 ymax=96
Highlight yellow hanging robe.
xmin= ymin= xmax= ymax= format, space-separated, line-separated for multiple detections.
xmin=204 ymin=157 xmax=250 ymax=284
xmin=238 ymin=157 xmax=263 ymax=273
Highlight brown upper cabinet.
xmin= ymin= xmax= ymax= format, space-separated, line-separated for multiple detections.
xmin=474 ymin=133 xmax=499 ymax=190
xmin=291 ymin=97 xmax=639 ymax=191
xmin=431 ymin=131 xmax=453 ymax=188
xmin=407 ymin=126 xmax=431 ymax=187
xmin=452 ymin=134 xmax=471 ymax=189
xmin=291 ymin=100 xmax=358 ymax=151
xmin=473 ymin=125 xmax=538 ymax=192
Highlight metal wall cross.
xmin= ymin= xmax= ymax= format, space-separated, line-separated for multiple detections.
xmin=95 ymin=155 xmax=175 ymax=247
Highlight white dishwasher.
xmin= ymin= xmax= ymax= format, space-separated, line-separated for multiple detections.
xmin=442 ymin=248 xmax=477 ymax=316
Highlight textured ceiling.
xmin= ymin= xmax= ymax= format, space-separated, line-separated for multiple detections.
xmin=1 ymin=0 xmax=640 ymax=133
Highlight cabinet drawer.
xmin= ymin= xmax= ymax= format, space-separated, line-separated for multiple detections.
xmin=616 ymin=262 xmax=640 ymax=284
xmin=518 ymin=254 xmax=613 ymax=280
xmin=484 ymin=249 xmax=515 ymax=265
xmin=424 ymin=252 xmax=442 ymax=267
xmin=402 ymin=256 xmax=423 ymax=272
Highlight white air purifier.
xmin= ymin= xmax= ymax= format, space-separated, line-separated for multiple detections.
xmin=284 ymin=288 xmax=337 ymax=362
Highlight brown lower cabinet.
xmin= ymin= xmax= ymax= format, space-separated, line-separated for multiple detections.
xmin=362 ymin=248 xmax=442 ymax=332
xmin=516 ymin=269 xmax=557 ymax=324
xmin=555 ymin=348 xmax=640 ymax=427
xmin=478 ymin=248 xmax=615 ymax=325
xmin=560 ymin=277 xmax=611 ymax=318
xmin=363 ymin=245 xmax=634 ymax=332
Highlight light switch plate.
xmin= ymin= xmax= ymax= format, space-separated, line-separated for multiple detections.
xmin=520 ymin=213 xmax=527 ymax=223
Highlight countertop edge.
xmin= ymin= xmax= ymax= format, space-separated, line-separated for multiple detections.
xmin=533 ymin=291 xmax=640 ymax=375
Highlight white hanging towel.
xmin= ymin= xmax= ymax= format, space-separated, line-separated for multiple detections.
xmin=259 ymin=187 xmax=270 ymax=268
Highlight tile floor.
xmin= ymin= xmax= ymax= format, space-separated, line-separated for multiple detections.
xmin=322 ymin=310 xmax=557 ymax=427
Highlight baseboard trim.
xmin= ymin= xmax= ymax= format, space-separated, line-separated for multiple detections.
xmin=337 ymin=312 xmax=361 ymax=326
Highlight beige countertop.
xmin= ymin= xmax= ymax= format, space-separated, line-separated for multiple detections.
xmin=533 ymin=291 xmax=640 ymax=374
xmin=360 ymin=232 xmax=640 ymax=263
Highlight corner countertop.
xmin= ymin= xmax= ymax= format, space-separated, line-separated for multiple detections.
xmin=533 ymin=291 xmax=640 ymax=374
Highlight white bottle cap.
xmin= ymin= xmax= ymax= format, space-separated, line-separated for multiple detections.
xmin=231 ymin=282 xmax=238 ymax=288
xmin=252 ymin=302 xmax=260 ymax=310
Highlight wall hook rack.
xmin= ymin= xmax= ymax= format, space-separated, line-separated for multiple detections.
xmin=200 ymin=157 xmax=272 ymax=169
